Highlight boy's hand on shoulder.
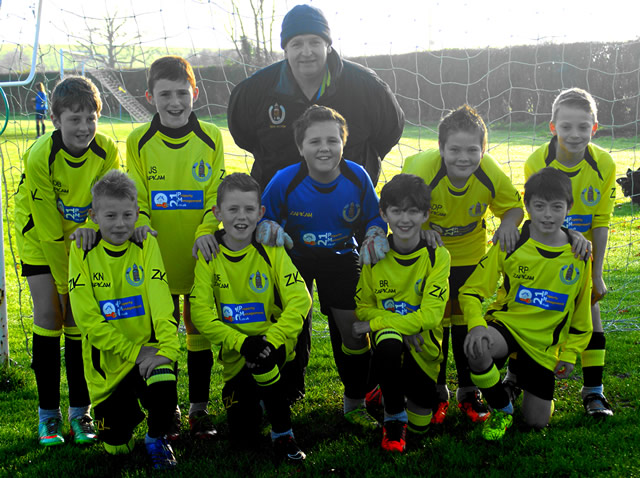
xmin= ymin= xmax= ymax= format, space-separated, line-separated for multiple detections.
xmin=133 ymin=225 xmax=157 ymax=243
xmin=554 ymin=360 xmax=574 ymax=379
xmin=256 ymin=220 xmax=293 ymax=249
xmin=420 ymin=229 xmax=444 ymax=249
xmin=493 ymin=222 xmax=520 ymax=253
xmin=403 ymin=333 xmax=424 ymax=353
xmin=464 ymin=326 xmax=493 ymax=360
xmin=566 ymin=229 xmax=592 ymax=260
xmin=192 ymin=234 xmax=220 ymax=261
xmin=359 ymin=226 xmax=390 ymax=265
xmin=352 ymin=320 xmax=372 ymax=338
xmin=70 ymin=228 xmax=97 ymax=251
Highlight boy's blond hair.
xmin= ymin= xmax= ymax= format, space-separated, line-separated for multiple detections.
xmin=91 ymin=170 xmax=137 ymax=207
xmin=51 ymin=76 xmax=102 ymax=118
xmin=551 ymin=87 xmax=598 ymax=123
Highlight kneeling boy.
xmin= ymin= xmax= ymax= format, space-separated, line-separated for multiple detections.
xmin=460 ymin=167 xmax=593 ymax=440
xmin=189 ymin=173 xmax=311 ymax=462
xmin=69 ymin=170 xmax=180 ymax=470
xmin=353 ymin=174 xmax=450 ymax=452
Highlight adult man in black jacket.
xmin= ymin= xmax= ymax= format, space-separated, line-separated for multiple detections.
xmin=228 ymin=4 xmax=405 ymax=190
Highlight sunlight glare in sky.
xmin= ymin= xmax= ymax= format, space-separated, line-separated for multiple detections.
xmin=1 ymin=0 xmax=638 ymax=56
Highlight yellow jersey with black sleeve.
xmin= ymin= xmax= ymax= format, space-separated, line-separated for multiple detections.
xmin=68 ymin=233 xmax=179 ymax=407
xmin=459 ymin=222 xmax=593 ymax=372
xmin=189 ymin=230 xmax=311 ymax=382
xmin=14 ymin=130 xmax=119 ymax=294
xmin=355 ymin=237 xmax=451 ymax=381
xmin=126 ymin=113 xmax=225 ymax=294
xmin=524 ymin=137 xmax=616 ymax=240
xmin=402 ymin=150 xmax=523 ymax=267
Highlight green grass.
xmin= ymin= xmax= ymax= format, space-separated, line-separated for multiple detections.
xmin=1 ymin=116 xmax=639 ymax=476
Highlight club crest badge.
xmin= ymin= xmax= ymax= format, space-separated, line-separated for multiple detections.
xmin=559 ymin=263 xmax=580 ymax=285
xmin=269 ymin=103 xmax=285 ymax=125
xmin=192 ymin=159 xmax=212 ymax=182
xmin=342 ymin=202 xmax=361 ymax=222
xmin=468 ymin=202 xmax=487 ymax=217
xmin=580 ymin=186 xmax=601 ymax=207
xmin=126 ymin=263 xmax=144 ymax=286
xmin=249 ymin=269 xmax=269 ymax=293
xmin=414 ymin=278 xmax=425 ymax=296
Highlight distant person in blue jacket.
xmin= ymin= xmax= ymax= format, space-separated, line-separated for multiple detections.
xmin=34 ymin=82 xmax=48 ymax=138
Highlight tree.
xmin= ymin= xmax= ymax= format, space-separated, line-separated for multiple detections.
xmin=228 ymin=0 xmax=279 ymax=67
xmin=73 ymin=11 xmax=149 ymax=70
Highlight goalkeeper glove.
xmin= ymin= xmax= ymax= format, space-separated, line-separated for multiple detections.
xmin=359 ymin=226 xmax=389 ymax=265
xmin=240 ymin=335 xmax=268 ymax=362
xmin=256 ymin=220 xmax=294 ymax=249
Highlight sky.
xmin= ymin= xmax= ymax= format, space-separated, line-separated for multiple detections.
xmin=1 ymin=0 xmax=639 ymax=58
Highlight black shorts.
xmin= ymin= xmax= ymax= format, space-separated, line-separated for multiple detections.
xmin=449 ymin=265 xmax=477 ymax=301
xmin=21 ymin=261 xmax=51 ymax=277
xmin=35 ymin=111 xmax=46 ymax=120
xmin=93 ymin=366 xmax=177 ymax=446
xmin=293 ymin=252 xmax=360 ymax=314
xmin=488 ymin=321 xmax=556 ymax=401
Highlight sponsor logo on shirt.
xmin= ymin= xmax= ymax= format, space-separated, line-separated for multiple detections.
xmin=220 ymin=302 xmax=267 ymax=324
xmin=468 ymin=202 xmax=488 ymax=217
xmin=151 ymin=190 xmax=204 ymax=210
xmin=342 ymin=202 xmax=361 ymax=222
xmin=290 ymin=210 xmax=313 ymax=218
xmin=563 ymin=214 xmax=592 ymax=233
xmin=100 ymin=295 xmax=146 ymax=320
xmin=268 ymin=103 xmax=286 ymax=125
xmin=192 ymin=159 xmax=213 ymax=182
xmin=301 ymin=231 xmax=349 ymax=248
xmin=430 ymin=221 xmax=478 ymax=237
xmin=57 ymin=199 xmax=90 ymax=223
xmin=249 ymin=269 xmax=269 ymax=293
xmin=514 ymin=285 xmax=568 ymax=311
xmin=580 ymin=186 xmax=601 ymax=207
xmin=126 ymin=263 xmax=144 ymax=287
xmin=559 ymin=263 xmax=580 ymax=285
xmin=382 ymin=298 xmax=418 ymax=315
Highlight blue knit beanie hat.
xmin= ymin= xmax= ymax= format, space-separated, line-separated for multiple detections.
xmin=280 ymin=5 xmax=332 ymax=49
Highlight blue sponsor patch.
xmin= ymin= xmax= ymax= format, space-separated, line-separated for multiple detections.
xmin=57 ymin=199 xmax=91 ymax=223
xmin=220 ymin=302 xmax=267 ymax=324
xmin=151 ymin=190 xmax=204 ymax=210
xmin=382 ymin=298 xmax=419 ymax=316
xmin=563 ymin=214 xmax=592 ymax=233
xmin=300 ymin=230 xmax=350 ymax=248
xmin=99 ymin=295 xmax=145 ymax=320
xmin=514 ymin=285 xmax=568 ymax=312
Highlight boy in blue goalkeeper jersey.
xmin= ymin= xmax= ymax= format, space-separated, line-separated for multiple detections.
xmin=460 ymin=168 xmax=593 ymax=440
xmin=353 ymin=174 xmax=450 ymax=453
xmin=259 ymin=105 xmax=387 ymax=430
